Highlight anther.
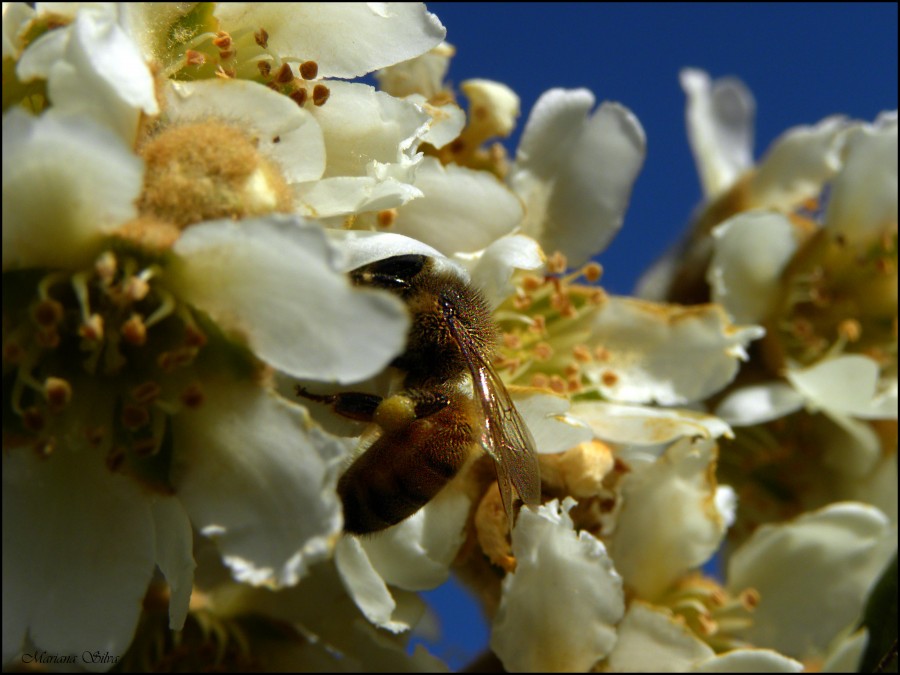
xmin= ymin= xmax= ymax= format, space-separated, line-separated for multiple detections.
xmin=79 ymin=314 xmax=105 ymax=342
xmin=44 ymin=377 xmax=72 ymax=412
xmin=533 ymin=342 xmax=553 ymax=360
xmin=254 ymin=28 xmax=269 ymax=48
xmin=275 ymin=63 xmax=294 ymax=83
xmin=212 ymin=32 xmax=232 ymax=50
xmin=547 ymin=251 xmax=567 ymax=275
xmin=185 ymin=50 xmax=206 ymax=67
xmin=180 ymin=383 xmax=205 ymax=409
xmin=32 ymin=299 xmax=64 ymax=328
xmin=257 ymin=60 xmax=272 ymax=78
xmin=582 ymin=262 xmax=603 ymax=283
xmin=838 ymin=319 xmax=862 ymax=342
xmin=95 ymin=251 xmax=117 ymax=285
xmin=312 ymin=84 xmax=330 ymax=106
xmin=376 ymin=208 xmax=398 ymax=228
xmin=290 ymin=88 xmax=308 ymax=106
xmin=122 ymin=404 xmax=150 ymax=431
xmin=299 ymin=60 xmax=319 ymax=80
xmin=121 ymin=314 xmax=148 ymax=346
xmin=131 ymin=381 xmax=162 ymax=404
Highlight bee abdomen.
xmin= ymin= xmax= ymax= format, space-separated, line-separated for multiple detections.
xmin=337 ymin=404 xmax=474 ymax=534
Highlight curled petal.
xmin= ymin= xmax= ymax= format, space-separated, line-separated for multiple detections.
xmin=455 ymin=234 xmax=545 ymax=309
xmin=610 ymin=438 xmax=727 ymax=599
xmin=491 ymin=499 xmax=624 ymax=672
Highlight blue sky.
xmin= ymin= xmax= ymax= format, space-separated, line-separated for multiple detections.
xmin=406 ymin=3 xmax=898 ymax=669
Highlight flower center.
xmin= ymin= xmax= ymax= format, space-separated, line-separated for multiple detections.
xmin=495 ymin=252 xmax=607 ymax=395
xmin=766 ymin=226 xmax=898 ymax=371
xmin=3 ymin=249 xmax=209 ymax=491
xmin=137 ymin=120 xmax=293 ymax=228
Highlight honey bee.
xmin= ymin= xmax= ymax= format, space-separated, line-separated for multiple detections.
xmin=297 ymin=254 xmax=541 ymax=535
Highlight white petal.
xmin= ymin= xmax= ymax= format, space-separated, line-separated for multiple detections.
xmin=40 ymin=6 xmax=157 ymax=142
xmin=2 ymin=2 xmax=35 ymax=59
xmin=456 ymin=233 xmax=545 ymax=309
xmin=334 ymin=537 xmax=412 ymax=633
xmin=172 ymin=378 xmax=346 ymax=588
xmin=359 ymin=488 xmax=470 ymax=591
xmin=608 ymin=601 xmax=715 ymax=672
xmin=750 ymin=116 xmax=847 ymax=210
xmin=169 ymin=215 xmax=409 ymax=383
xmin=680 ymin=68 xmax=755 ymax=198
xmin=583 ymin=296 xmax=765 ymax=405
xmin=410 ymin=96 xmax=466 ymax=149
xmin=491 ymin=499 xmax=624 ymax=672
xmin=694 ymin=648 xmax=804 ymax=672
xmin=571 ymin=400 xmax=733 ymax=445
xmin=309 ymin=80 xmax=430 ymax=177
xmin=708 ymin=211 xmax=800 ymax=324
xmin=512 ymin=90 xmax=646 ymax=265
xmin=512 ymin=389 xmax=593 ymax=454
xmin=3 ymin=446 xmax=155 ymax=670
xmin=786 ymin=355 xmax=897 ymax=419
xmin=714 ymin=382 xmax=806 ymax=426
xmin=325 ymin=229 xmax=448 ymax=273
xmin=825 ymin=112 xmax=898 ymax=244
xmin=822 ymin=628 xmax=869 ymax=673
xmin=294 ymin=175 xmax=423 ymax=218
xmin=390 ymin=157 xmax=523 ymax=255
xmin=375 ymin=41 xmax=454 ymax=100
xmin=165 ymin=80 xmax=326 ymax=183
xmin=610 ymin=438 xmax=727 ymax=599
xmin=726 ymin=502 xmax=896 ymax=659
xmin=2 ymin=109 xmax=143 ymax=270
xmin=150 ymin=498 xmax=195 ymax=631
xmin=215 ymin=3 xmax=445 ymax=79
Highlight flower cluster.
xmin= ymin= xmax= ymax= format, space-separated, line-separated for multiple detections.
xmin=2 ymin=3 xmax=895 ymax=673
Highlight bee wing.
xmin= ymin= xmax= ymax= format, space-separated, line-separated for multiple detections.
xmin=447 ymin=316 xmax=541 ymax=520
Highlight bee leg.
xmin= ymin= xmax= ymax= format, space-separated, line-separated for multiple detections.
xmin=295 ymin=386 xmax=382 ymax=423
xmin=410 ymin=391 xmax=450 ymax=419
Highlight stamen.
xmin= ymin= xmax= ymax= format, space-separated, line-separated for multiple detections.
xmin=143 ymin=286 xmax=176 ymax=328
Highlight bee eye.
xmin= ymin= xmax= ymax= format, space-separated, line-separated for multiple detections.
xmin=351 ymin=254 xmax=428 ymax=290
